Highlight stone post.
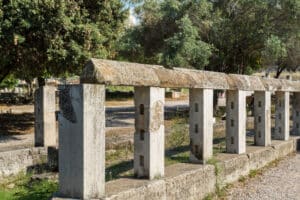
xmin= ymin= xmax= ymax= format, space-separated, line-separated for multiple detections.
xmin=134 ymin=87 xmax=165 ymax=179
xmin=254 ymin=91 xmax=271 ymax=146
xmin=292 ymin=93 xmax=300 ymax=136
xmin=189 ymin=88 xmax=213 ymax=163
xmin=226 ymin=90 xmax=246 ymax=154
xmin=34 ymin=85 xmax=57 ymax=147
xmin=58 ymin=84 xmax=105 ymax=199
xmin=274 ymin=91 xmax=290 ymax=140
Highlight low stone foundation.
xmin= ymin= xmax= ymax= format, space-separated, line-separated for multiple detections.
xmin=1 ymin=137 xmax=299 ymax=199
xmin=0 ymin=147 xmax=47 ymax=178
xmin=52 ymin=136 xmax=300 ymax=200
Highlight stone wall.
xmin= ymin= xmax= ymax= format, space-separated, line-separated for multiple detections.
xmin=102 ymin=137 xmax=299 ymax=200
xmin=0 ymin=147 xmax=47 ymax=178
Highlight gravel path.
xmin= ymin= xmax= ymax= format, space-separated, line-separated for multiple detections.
xmin=227 ymin=153 xmax=300 ymax=200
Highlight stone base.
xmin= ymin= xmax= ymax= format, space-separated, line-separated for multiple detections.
xmin=0 ymin=147 xmax=47 ymax=178
xmin=52 ymin=136 xmax=300 ymax=200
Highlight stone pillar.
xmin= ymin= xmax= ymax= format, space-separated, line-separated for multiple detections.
xmin=254 ymin=91 xmax=272 ymax=146
xmin=189 ymin=88 xmax=213 ymax=163
xmin=226 ymin=90 xmax=246 ymax=154
xmin=58 ymin=84 xmax=105 ymax=199
xmin=134 ymin=87 xmax=165 ymax=179
xmin=34 ymin=86 xmax=57 ymax=147
xmin=274 ymin=91 xmax=290 ymax=140
xmin=292 ymin=93 xmax=300 ymax=135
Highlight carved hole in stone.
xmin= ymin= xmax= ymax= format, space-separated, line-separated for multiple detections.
xmin=140 ymin=129 xmax=145 ymax=141
xmin=279 ymin=113 xmax=282 ymax=120
xmin=195 ymin=124 xmax=199 ymax=133
xmin=258 ymin=101 xmax=262 ymax=107
xmin=231 ymin=102 xmax=234 ymax=109
xmin=195 ymin=103 xmax=199 ymax=112
xmin=140 ymin=155 xmax=144 ymax=167
xmin=279 ymin=127 xmax=282 ymax=133
xmin=231 ymin=136 xmax=234 ymax=144
xmin=297 ymin=123 xmax=299 ymax=129
xmin=139 ymin=104 xmax=144 ymax=115
xmin=258 ymin=116 xmax=261 ymax=123
xmin=297 ymin=111 xmax=299 ymax=117
xmin=231 ymin=119 xmax=234 ymax=127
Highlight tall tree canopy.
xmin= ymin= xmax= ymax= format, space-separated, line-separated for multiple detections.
xmin=0 ymin=0 xmax=128 ymax=84
xmin=120 ymin=0 xmax=300 ymax=76
xmin=118 ymin=0 xmax=213 ymax=69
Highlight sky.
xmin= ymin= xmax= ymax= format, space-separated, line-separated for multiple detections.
xmin=129 ymin=7 xmax=138 ymax=25
xmin=124 ymin=1 xmax=138 ymax=25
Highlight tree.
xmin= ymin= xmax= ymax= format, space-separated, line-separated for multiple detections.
xmin=118 ymin=0 xmax=213 ymax=69
xmin=263 ymin=0 xmax=300 ymax=77
xmin=163 ymin=16 xmax=212 ymax=69
xmin=207 ymin=0 xmax=270 ymax=74
xmin=0 ymin=0 xmax=128 ymax=85
xmin=122 ymin=0 xmax=299 ymax=76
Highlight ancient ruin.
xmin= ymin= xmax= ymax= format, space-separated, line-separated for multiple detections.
xmin=32 ymin=59 xmax=300 ymax=199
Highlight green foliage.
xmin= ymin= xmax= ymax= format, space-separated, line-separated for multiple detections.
xmin=166 ymin=117 xmax=189 ymax=149
xmin=118 ymin=0 xmax=213 ymax=69
xmin=0 ymin=173 xmax=57 ymax=200
xmin=0 ymin=0 xmax=128 ymax=83
xmin=163 ymin=16 xmax=212 ymax=69
xmin=0 ymin=74 xmax=18 ymax=89
xmin=262 ymin=35 xmax=287 ymax=66
xmin=120 ymin=0 xmax=300 ymax=75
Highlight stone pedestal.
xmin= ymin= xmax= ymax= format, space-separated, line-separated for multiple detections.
xmin=226 ymin=90 xmax=246 ymax=154
xmin=189 ymin=89 xmax=213 ymax=163
xmin=254 ymin=91 xmax=271 ymax=146
xmin=292 ymin=93 xmax=300 ymax=136
xmin=58 ymin=84 xmax=105 ymax=199
xmin=274 ymin=91 xmax=290 ymax=140
xmin=134 ymin=87 xmax=165 ymax=179
xmin=34 ymin=86 xmax=57 ymax=147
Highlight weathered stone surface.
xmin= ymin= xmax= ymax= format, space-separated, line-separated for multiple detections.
xmin=58 ymin=84 xmax=105 ymax=199
xmin=0 ymin=147 xmax=47 ymax=178
xmin=215 ymin=137 xmax=300 ymax=187
xmin=80 ymin=59 xmax=300 ymax=91
xmin=292 ymin=93 xmax=300 ymax=135
xmin=226 ymin=90 xmax=246 ymax=154
xmin=254 ymin=91 xmax=272 ymax=146
xmin=274 ymin=91 xmax=290 ymax=141
xmin=34 ymin=86 xmax=57 ymax=147
xmin=51 ymin=137 xmax=300 ymax=200
xmin=227 ymin=74 xmax=265 ymax=91
xmin=134 ymin=87 xmax=165 ymax=179
xmin=189 ymin=88 xmax=213 ymax=163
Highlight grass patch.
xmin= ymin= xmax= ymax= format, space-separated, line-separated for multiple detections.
xmin=165 ymin=117 xmax=189 ymax=149
xmin=0 ymin=173 xmax=57 ymax=200
xmin=106 ymin=86 xmax=134 ymax=93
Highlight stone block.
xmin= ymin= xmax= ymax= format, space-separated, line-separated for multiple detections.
xmin=58 ymin=84 xmax=105 ymax=199
xmin=226 ymin=90 xmax=246 ymax=154
xmin=189 ymin=88 xmax=213 ymax=163
xmin=274 ymin=91 xmax=290 ymax=140
xmin=34 ymin=86 xmax=57 ymax=147
xmin=254 ymin=91 xmax=271 ymax=146
xmin=134 ymin=87 xmax=165 ymax=179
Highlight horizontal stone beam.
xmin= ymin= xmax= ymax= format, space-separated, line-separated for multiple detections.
xmin=80 ymin=59 xmax=300 ymax=91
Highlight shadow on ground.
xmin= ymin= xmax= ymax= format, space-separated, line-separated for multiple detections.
xmin=0 ymin=113 xmax=34 ymax=141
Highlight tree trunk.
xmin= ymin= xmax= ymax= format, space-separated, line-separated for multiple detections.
xmin=37 ymin=77 xmax=46 ymax=87
xmin=275 ymin=66 xmax=285 ymax=78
